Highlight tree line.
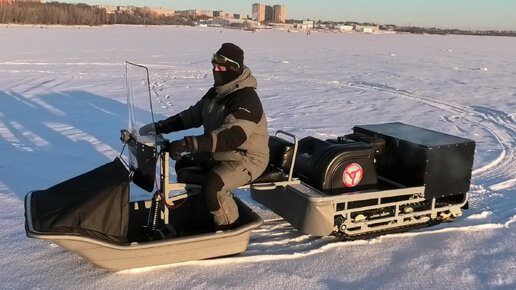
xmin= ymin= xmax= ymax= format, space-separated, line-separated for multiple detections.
xmin=395 ymin=26 xmax=516 ymax=37
xmin=0 ymin=2 xmax=196 ymax=26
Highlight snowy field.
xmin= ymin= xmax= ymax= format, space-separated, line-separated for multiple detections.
xmin=0 ymin=25 xmax=515 ymax=289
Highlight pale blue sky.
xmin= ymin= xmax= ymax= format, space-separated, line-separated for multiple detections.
xmin=61 ymin=0 xmax=515 ymax=30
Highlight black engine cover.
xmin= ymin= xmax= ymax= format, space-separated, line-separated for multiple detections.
xmin=294 ymin=137 xmax=377 ymax=195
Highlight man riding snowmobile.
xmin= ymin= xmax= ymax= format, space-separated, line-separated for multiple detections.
xmin=140 ymin=43 xmax=269 ymax=230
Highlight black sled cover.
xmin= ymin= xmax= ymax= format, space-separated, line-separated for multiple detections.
xmin=128 ymin=140 xmax=157 ymax=192
xmin=26 ymin=158 xmax=130 ymax=244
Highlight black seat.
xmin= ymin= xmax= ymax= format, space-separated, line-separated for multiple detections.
xmin=250 ymin=165 xmax=285 ymax=183
xmin=177 ymin=166 xmax=207 ymax=184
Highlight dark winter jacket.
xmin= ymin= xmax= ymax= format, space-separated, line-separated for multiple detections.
xmin=158 ymin=67 xmax=269 ymax=180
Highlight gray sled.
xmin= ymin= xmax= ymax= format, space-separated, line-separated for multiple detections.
xmin=24 ymin=141 xmax=264 ymax=271
xmin=23 ymin=62 xmax=265 ymax=271
xmin=25 ymin=189 xmax=262 ymax=271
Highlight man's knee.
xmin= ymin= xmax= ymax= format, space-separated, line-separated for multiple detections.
xmin=202 ymin=172 xmax=225 ymax=211
xmin=202 ymin=171 xmax=239 ymax=226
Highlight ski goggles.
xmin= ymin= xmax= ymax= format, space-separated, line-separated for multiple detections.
xmin=212 ymin=54 xmax=241 ymax=69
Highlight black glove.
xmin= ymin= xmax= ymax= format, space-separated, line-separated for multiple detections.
xmin=139 ymin=122 xmax=164 ymax=136
xmin=167 ymin=139 xmax=187 ymax=160
xmin=139 ymin=123 xmax=155 ymax=136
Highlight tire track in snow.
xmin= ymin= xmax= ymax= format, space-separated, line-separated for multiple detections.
xmin=247 ymin=219 xmax=329 ymax=254
xmin=468 ymin=106 xmax=516 ymax=190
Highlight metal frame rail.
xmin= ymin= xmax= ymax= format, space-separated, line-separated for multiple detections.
xmin=332 ymin=185 xmax=468 ymax=236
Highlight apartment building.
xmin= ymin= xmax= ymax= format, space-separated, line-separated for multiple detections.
xmin=273 ymin=5 xmax=286 ymax=23
xmin=252 ymin=3 xmax=286 ymax=23
xmin=252 ymin=3 xmax=265 ymax=22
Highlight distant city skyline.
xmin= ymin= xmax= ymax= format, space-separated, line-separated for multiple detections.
xmin=58 ymin=0 xmax=515 ymax=30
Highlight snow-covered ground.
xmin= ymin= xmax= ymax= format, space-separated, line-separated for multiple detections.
xmin=0 ymin=25 xmax=515 ymax=289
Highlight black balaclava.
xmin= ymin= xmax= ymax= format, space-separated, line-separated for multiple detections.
xmin=213 ymin=43 xmax=244 ymax=86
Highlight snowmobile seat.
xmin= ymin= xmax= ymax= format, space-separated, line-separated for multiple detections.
xmin=251 ymin=134 xmax=296 ymax=183
xmin=177 ymin=134 xmax=296 ymax=185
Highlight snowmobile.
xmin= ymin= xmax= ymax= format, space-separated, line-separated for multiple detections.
xmin=24 ymin=62 xmax=475 ymax=271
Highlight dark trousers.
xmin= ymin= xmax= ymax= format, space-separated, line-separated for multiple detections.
xmin=175 ymin=153 xmax=251 ymax=225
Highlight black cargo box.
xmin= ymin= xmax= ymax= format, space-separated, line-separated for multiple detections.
xmin=354 ymin=122 xmax=475 ymax=199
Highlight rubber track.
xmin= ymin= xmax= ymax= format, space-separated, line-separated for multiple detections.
xmin=333 ymin=220 xmax=442 ymax=241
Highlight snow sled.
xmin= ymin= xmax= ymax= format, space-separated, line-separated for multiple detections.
xmin=25 ymin=184 xmax=262 ymax=271
xmin=24 ymin=150 xmax=263 ymax=271
xmin=23 ymin=62 xmax=264 ymax=271
xmin=23 ymin=62 xmax=476 ymax=271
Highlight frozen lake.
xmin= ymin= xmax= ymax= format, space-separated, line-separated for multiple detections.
xmin=0 ymin=25 xmax=515 ymax=289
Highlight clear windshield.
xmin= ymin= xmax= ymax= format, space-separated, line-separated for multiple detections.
xmin=125 ymin=62 xmax=158 ymax=194
xmin=125 ymin=61 xmax=156 ymax=164
xmin=126 ymin=62 xmax=157 ymax=141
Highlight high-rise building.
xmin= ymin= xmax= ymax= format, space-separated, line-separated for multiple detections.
xmin=252 ymin=3 xmax=286 ymax=23
xmin=265 ymin=5 xmax=274 ymax=22
xmin=273 ymin=5 xmax=286 ymax=23
xmin=252 ymin=3 xmax=265 ymax=22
